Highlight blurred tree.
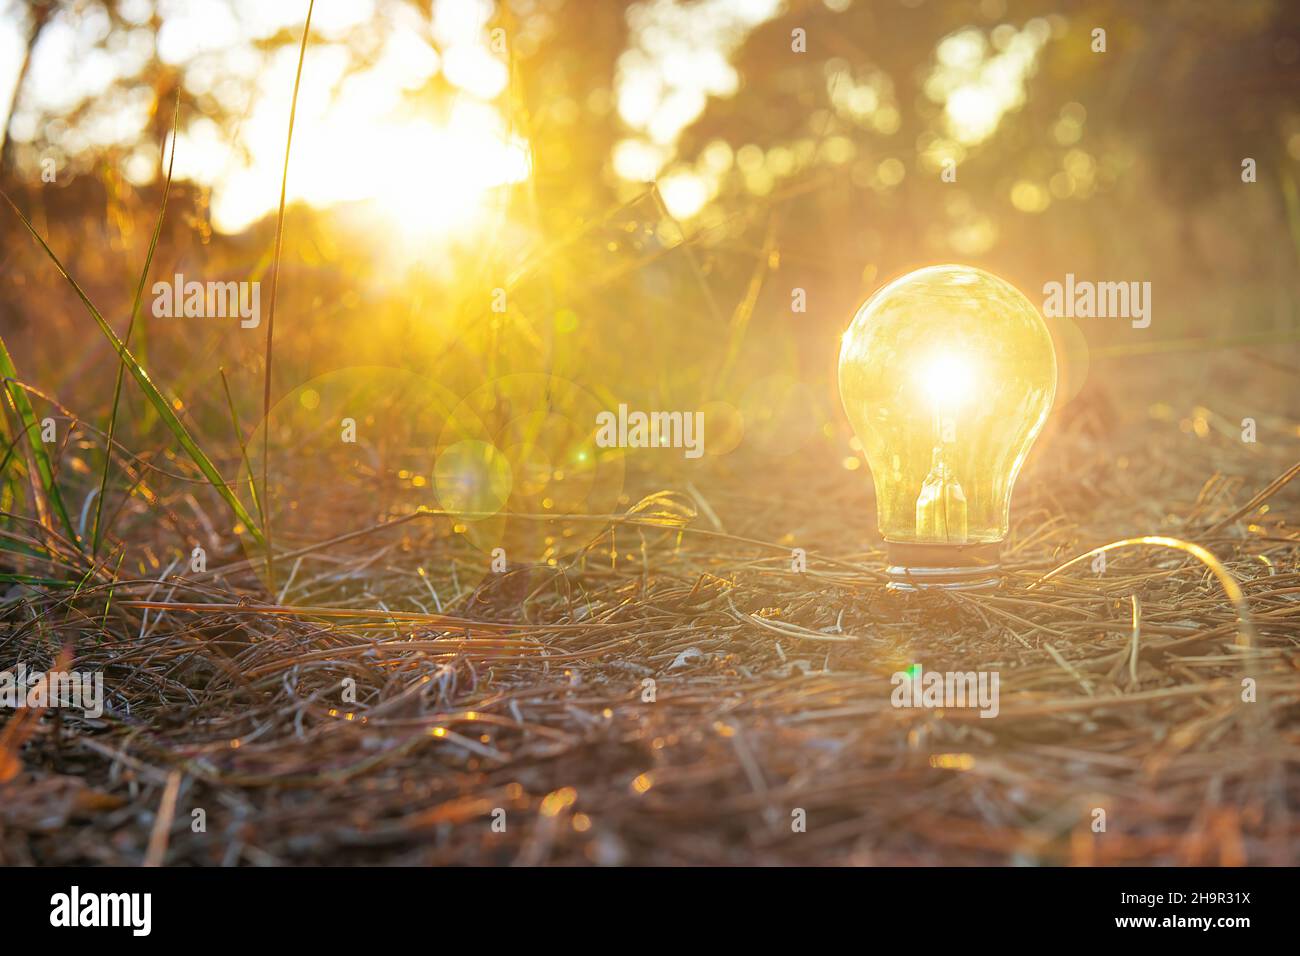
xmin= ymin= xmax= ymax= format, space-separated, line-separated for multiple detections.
xmin=640 ymin=0 xmax=1300 ymax=353
xmin=0 ymin=0 xmax=183 ymax=179
xmin=0 ymin=0 xmax=55 ymax=175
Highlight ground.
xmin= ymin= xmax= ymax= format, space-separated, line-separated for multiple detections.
xmin=1 ymin=355 xmax=1297 ymax=866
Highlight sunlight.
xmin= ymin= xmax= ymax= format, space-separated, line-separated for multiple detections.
xmin=148 ymin=0 xmax=529 ymax=238
xmin=206 ymin=59 xmax=527 ymax=237
xmin=925 ymin=21 xmax=1051 ymax=146
xmin=611 ymin=0 xmax=783 ymax=217
xmin=267 ymin=99 xmax=529 ymax=240
xmin=376 ymin=112 xmax=529 ymax=238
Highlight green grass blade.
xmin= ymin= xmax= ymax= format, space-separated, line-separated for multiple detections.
xmin=219 ymin=366 xmax=265 ymax=531
xmin=0 ymin=190 xmax=267 ymax=549
xmin=0 ymin=574 xmax=77 ymax=588
xmin=92 ymin=94 xmax=180 ymax=556
xmin=0 ymin=415 xmax=35 ymax=480
xmin=101 ymin=548 xmax=126 ymax=630
xmin=261 ymin=0 xmax=317 ymax=579
xmin=0 ymin=335 xmax=81 ymax=548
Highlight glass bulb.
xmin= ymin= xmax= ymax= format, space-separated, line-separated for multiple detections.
xmin=838 ymin=264 xmax=1057 ymax=589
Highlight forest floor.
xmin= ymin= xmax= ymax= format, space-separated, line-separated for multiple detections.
xmin=2 ymin=352 xmax=1298 ymax=866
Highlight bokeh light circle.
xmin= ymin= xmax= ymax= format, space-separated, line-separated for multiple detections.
xmin=437 ymin=373 xmax=626 ymax=567
xmin=237 ymin=366 xmax=490 ymax=604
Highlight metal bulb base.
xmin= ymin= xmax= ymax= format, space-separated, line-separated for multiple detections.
xmin=884 ymin=540 xmax=1002 ymax=591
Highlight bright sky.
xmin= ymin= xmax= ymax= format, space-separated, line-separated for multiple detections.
xmin=0 ymin=0 xmax=527 ymax=235
xmin=0 ymin=1 xmax=1054 ymax=234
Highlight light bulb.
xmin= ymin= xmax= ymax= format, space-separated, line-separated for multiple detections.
xmin=838 ymin=264 xmax=1057 ymax=589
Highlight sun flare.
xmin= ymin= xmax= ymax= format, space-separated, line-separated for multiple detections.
xmin=149 ymin=1 xmax=530 ymax=240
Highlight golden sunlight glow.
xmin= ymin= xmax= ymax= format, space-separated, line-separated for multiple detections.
xmin=658 ymin=170 xmax=710 ymax=219
xmin=208 ymin=82 xmax=527 ymax=237
xmin=925 ymin=21 xmax=1051 ymax=146
xmin=916 ymin=354 xmax=975 ymax=411
xmin=612 ymin=0 xmax=782 ymax=218
xmin=164 ymin=0 xmax=527 ymax=238
xmin=333 ymin=105 xmax=529 ymax=239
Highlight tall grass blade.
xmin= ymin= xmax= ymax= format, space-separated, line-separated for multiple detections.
xmin=261 ymin=0 xmax=317 ymax=578
xmin=219 ymin=366 xmax=264 ymax=530
xmin=0 ymin=336 xmax=80 ymax=548
xmin=0 ymin=190 xmax=267 ymax=548
xmin=92 ymin=93 xmax=180 ymax=556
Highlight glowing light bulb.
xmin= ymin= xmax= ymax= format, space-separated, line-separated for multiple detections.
xmin=838 ymin=264 xmax=1057 ymax=589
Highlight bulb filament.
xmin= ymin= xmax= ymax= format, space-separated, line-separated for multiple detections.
xmin=916 ymin=416 xmax=968 ymax=543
